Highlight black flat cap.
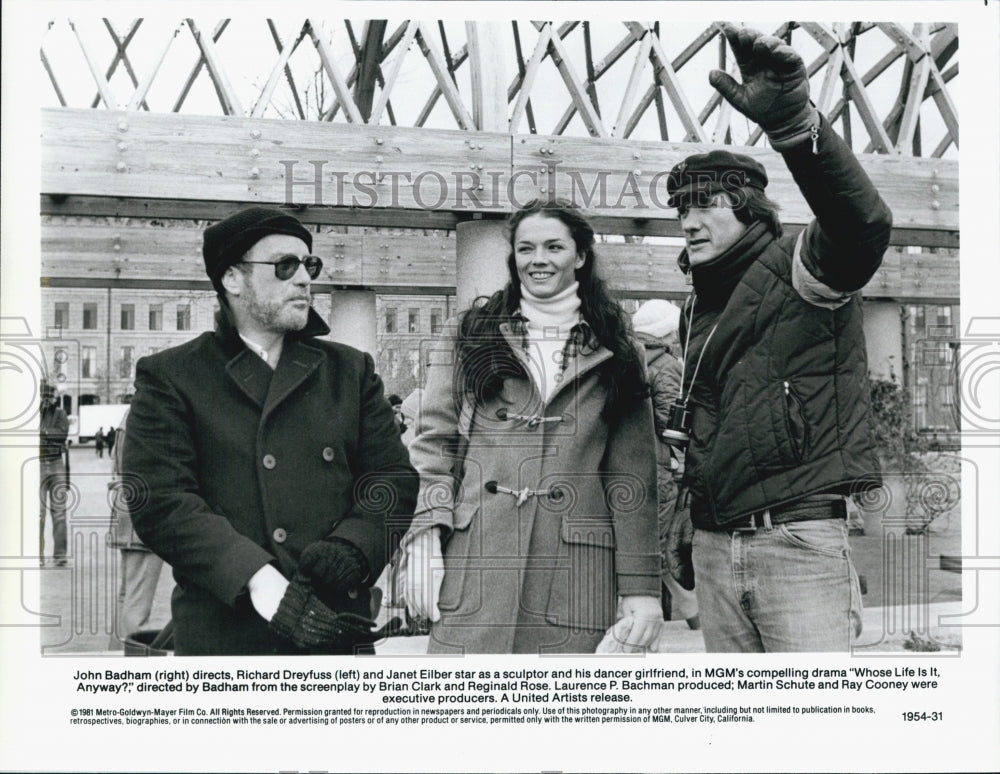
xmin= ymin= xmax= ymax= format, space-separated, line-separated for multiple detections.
xmin=666 ymin=150 xmax=768 ymax=209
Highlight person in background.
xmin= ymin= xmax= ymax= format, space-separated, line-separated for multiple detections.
xmin=398 ymin=388 xmax=423 ymax=448
xmin=387 ymin=394 xmax=406 ymax=436
xmin=400 ymin=199 xmax=662 ymax=654
xmin=108 ymin=409 xmax=166 ymax=648
xmin=124 ymin=206 xmax=418 ymax=655
xmin=106 ymin=425 xmax=117 ymax=456
xmin=632 ymin=299 xmax=700 ymax=630
xmin=39 ymin=381 xmax=69 ymax=567
xmin=94 ymin=427 xmax=105 ymax=458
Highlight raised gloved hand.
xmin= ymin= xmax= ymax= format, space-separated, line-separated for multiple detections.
xmin=298 ymin=537 xmax=371 ymax=598
xmin=665 ymin=500 xmax=695 ymax=591
xmin=269 ymin=575 xmax=378 ymax=653
xmin=401 ymin=527 xmax=444 ymax=623
xmin=709 ymin=23 xmax=819 ymax=151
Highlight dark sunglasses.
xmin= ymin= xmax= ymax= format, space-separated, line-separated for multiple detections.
xmin=239 ymin=254 xmax=323 ymax=280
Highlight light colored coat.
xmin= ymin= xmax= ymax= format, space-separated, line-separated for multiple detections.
xmin=406 ymin=318 xmax=660 ymax=653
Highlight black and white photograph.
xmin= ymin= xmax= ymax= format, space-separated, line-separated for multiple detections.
xmin=1 ymin=1 xmax=997 ymax=771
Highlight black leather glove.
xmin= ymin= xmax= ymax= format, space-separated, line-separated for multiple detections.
xmin=709 ymin=23 xmax=820 ymax=151
xmin=298 ymin=537 xmax=370 ymax=593
xmin=665 ymin=501 xmax=695 ymax=592
xmin=269 ymin=576 xmax=378 ymax=653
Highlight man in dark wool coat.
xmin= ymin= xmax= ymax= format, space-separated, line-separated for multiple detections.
xmin=661 ymin=25 xmax=892 ymax=652
xmin=124 ymin=207 xmax=418 ymax=655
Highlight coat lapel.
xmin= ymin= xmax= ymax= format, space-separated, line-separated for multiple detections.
xmin=225 ymin=349 xmax=272 ymax=408
xmin=262 ymin=340 xmax=325 ymax=418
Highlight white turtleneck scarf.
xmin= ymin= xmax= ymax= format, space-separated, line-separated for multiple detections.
xmin=518 ymin=281 xmax=582 ymax=403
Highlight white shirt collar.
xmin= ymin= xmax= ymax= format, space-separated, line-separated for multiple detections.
xmin=239 ymin=334 xmax=272 ymax=365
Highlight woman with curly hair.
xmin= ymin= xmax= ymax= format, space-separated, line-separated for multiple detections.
xmin=400 ymin=200 xmax=662 ymax=654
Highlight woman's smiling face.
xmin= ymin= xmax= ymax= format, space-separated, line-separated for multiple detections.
xmin=512 ymin=213 xmax=585 ymax=298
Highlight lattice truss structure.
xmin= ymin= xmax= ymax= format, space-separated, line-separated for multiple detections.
xmin=41 ymin=19 xmax=958 ymax=157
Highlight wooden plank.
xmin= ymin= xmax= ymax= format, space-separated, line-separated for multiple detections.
xmin=40 ymin=194 xmax=466 ymax=231
xmin=362 ymin=234 xmax=457 ymax=287
xmin=41 ymin=109 xmax=958 ymax=236
xmin=511 ymin=131 xmax=957 ymax=234
xmin=41 ymin=108 xmax=510 ymax=214
xmin=39 ymin=217 xmax=366 ymax=284
xmin=38 ymin=217 xmax=957 ymax=300
xmin=598 ymin=242 xmax=686 ymax=296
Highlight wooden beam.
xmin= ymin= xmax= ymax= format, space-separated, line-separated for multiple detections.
xmin=126 ymin=22 xmax=184 ymax=112
xmin=185 ymin=19 xmax=243 ymax=116
xmin=94 ymin=20 xmax=146 ymax=110
xmin=895 ymin=53 xmax=932 ymax=153
xmin=69 ymin=19 xmax=118 ymax=109
xmin=354 ymin=21 xmax=388 ymax=121
xmin=465 ymin=22 xmax=508 ymax=132
xmin=40 ymin=49 xmax=67 ymax=107
xmin=40 ymin=109 xmax=958 ymax=239
xmin=172 ymin=20 xmax=229 ymax=113
xmin=840 ymin=51 xmax=895 ymax=154
xmin=648 ymin=33 xmax=709 ymax=143
xmin=308 ymin=20 xmax=364 ymax=124
xmin=510 ymin=25 xmax=551 ymax=133
xmin=39 ymin=217 xmax=958 ymax=301
xmin=370 ymin=21 xmax=418 ymax=125
xmin=611 ymin=31 xmax=652 ymax=139
xmin=545 ymin=24 xmax=609 ymax=138
xmin=268 ymin=20 xmax=306 ymax=120
xmin=416 ymin=22 xmax=475 ymax=130
xmin=250 ymin=21 xmax=307 ymax=118
xmin=928 ymin=63 xmax=958 ymax=150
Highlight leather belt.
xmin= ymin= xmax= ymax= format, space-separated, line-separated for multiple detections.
xmin=726 ymin=498 xmax=847 ymax=533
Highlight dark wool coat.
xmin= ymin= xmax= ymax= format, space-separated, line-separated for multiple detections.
xmin=679 ymin=114 xmax=892 ymax=530
xmin=406 ymin=319 xmax=660 ymax=654
xmin=124 ymin=304 xmax=418 ymax=655
xmin=636 ymin=333 xmax=684 ymax=580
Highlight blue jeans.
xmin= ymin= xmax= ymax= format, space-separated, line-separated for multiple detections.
xmin=693 ymin=518 xmax=862 ymax=652
xmin=39 ymin=460 xmax=68 ymax=561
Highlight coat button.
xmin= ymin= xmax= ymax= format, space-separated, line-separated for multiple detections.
xmin=262 ymin=454 xmax=276 ymax=469
xmin=322 ymin=446 xmax=335 ymax=462
xmin=347 ymin=589 xmax=358 ymax=599
xmin=272 ymin=528 xmax=287 ymax=544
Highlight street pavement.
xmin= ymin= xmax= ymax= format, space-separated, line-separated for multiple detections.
xmin=37 ymin=446 xmax=962 ymax=656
